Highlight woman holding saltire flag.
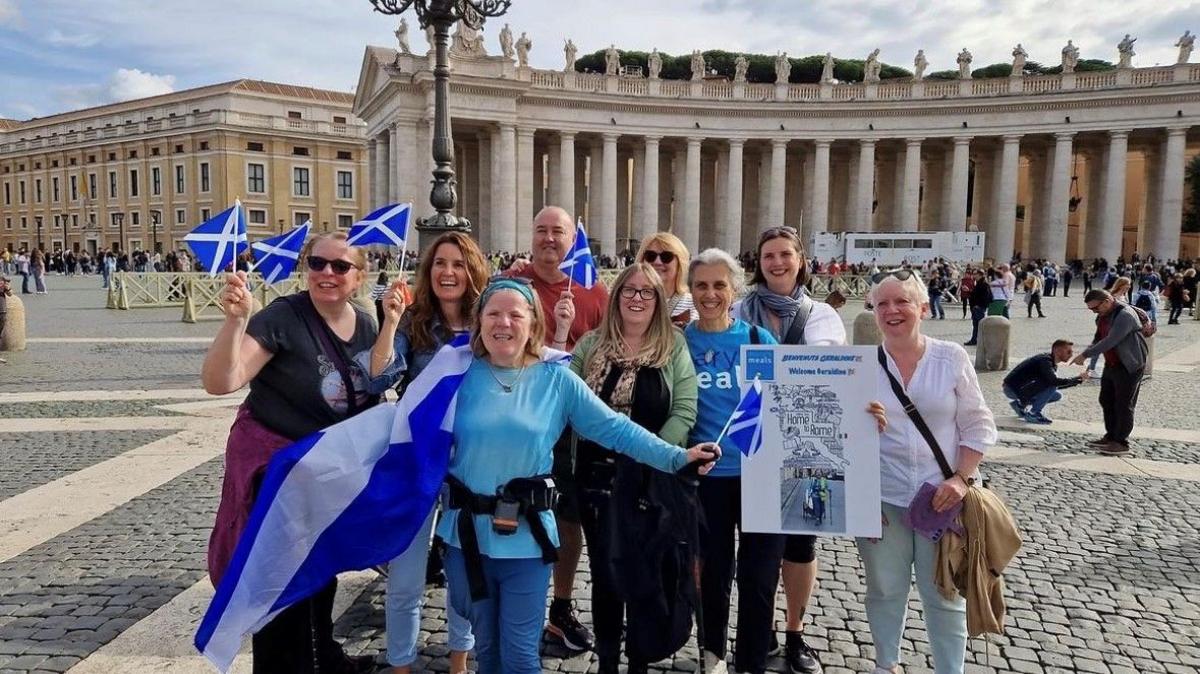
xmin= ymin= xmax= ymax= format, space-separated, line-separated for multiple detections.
xmin=438 ymin=276 xmax=720 ymax=674
xmin=200 ymin=231 xmax=378 ymax=674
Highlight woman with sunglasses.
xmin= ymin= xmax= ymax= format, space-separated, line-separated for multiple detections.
xmin=863 ymin=269 xmax=995 ymax=674
xmin=359 ymin=231 xmax=490 ymax=674
xmin=731 ymin=226 xmax=845 ymax=674
xmin=636 ymin=232 xmax=697 ymax=327
xmin=439 ymin=277 xmax=719 ymax=674
xmin=569 ymin=262 xmax=698 ymax=674
xmin=201 ymin=231 xmax=378 ymax=674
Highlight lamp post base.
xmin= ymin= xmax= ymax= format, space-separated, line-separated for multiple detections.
xmin=417 ymin=211 xmax=472 ymax=234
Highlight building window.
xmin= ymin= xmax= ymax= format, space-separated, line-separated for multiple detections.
xmin=200 ymin=162 xmax=211 ymax=192
xmin=151 ymin=147 xmax=160 ymax=156
xmin=20 ymin=217 xmax=27 ymax=229
xmin=129 ymin=150 xmax=138 ymax=159
xmin=293 ymin=167 xmax=310 ymax=197
xmin=247 ymin=163 xmax=265 ymax=193
xmin=151 ymin=167 xmax=161 ymax=196
xmin=109 ymin=171 xmax=117 ymax=198
xmin=247 ymin=141 xmax=264 ymax=152
xmin=292 ymin=146 xmax=309 ymax=156
xmin=3 ymin=218 xmax=9 ymax=229
xmin=337 ymin=214 xmax=354 ymax=229
xmin=88 ymin=173 xmax=97 ymax=200
xmin=201 ymin=208 xmax=211 ymax=221
xmin=176 ymin=209 xmax=186 ymax=225
xmin=333 ymin=116 xmax=347 ymax=124
xmin=53 ymin=215 xmax=60 ymax=228
xmin=111 ymin=213 xmax=121 ymax=227
xmin=132 ymin=212 xmax=140 ymax=226
xmin=52 ymin=177 xmax=60 ymax=202
xmin=3 ymin=182 xmax=9 ymax=205
xmin=174 ymin=144 xmax=184 ymax=154
xmin=73 ymin=214 xmax=80 ymax=228
xmin=70 ymin=175 xmax=79 ymax=201
xmin=336 ymin=150 xmax=353 ymax=160
xmin=199 ymin=141 xmax=209 ymax=151
xmin=248 ymin=209 xmax=267 ymax=224
xmin=175 ymin=165 xmax=185 ymax=194
xmin=35 ymin=179 xmax=42 ymax=203
xmin=108 ymin=152 xmax=116 ymax=161
xmin=294 ymin=211 xmax=310 ymax=227
xmin=129 ymin=169 xmax=140 ymax=197
xmin=88 ymin=154 xmax=96 ymax=163
xmin=287 ymin=111 xmax=302 ymax=119
xmin=18 ymin=180 xmax=25 ymax=204
xmin=336 ymin=171 xmax=353 ymax=199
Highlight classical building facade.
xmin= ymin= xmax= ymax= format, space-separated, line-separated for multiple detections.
xmin=354 ymin=39 xmax=1199 ymax=262
xmin=0 ymin=80 xmax=368 ymax=255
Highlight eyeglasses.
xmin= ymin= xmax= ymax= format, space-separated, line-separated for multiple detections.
xmin=870 ymin=269 xmax=921 ymax=284
xmin=642 ymin=250 xmax=676 ymax=264
xmin=619 ymin=286 xmax=657 ymax=301
xmin=306 ymin=255 xmax=359 ymax=275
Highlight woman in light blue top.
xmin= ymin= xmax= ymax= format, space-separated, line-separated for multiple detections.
xmin=360 ymin=232 xmax=491 ymax=674
xmin=439 ymin=277 xmax=719 ymax=674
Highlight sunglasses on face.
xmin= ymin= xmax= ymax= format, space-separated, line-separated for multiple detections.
xmin=642 ymin=250 xmax=676 ymax=265
xmin=870 ymin=269 xmax=919 ymax=284
xmin=619 ymin=286 xmax=656 ymax=301
xmin=306 ymin=255 xmax=359 ymax=275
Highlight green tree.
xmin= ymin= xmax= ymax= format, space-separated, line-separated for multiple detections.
xmin=1184 ymin=155 xmax=1200 ymax=233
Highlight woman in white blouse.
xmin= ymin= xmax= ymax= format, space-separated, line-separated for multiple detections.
xmin=862 ymin=270 xmax=997 ymax=674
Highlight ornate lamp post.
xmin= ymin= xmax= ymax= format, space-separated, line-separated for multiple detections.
xmin=368 ymin=0 xmax=512 ymax=235
xmin=151 ymin=210 xmax=161 ymax=254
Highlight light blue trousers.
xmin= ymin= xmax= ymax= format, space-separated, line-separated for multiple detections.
xmin=857 ymin=502 xmax=967 ymax=674
xmin=386 ymin=507 xmax=475 ymax=666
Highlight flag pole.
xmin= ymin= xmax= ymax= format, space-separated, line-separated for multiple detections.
xmin=715 ymin=376 xmax=760 ymax=445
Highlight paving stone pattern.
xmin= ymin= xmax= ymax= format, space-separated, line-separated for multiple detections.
xmin=1002 ymin=429 xmax=1200 ymax=465
xmin=0 ymin=430 xmax=175 ymax=501
xmin=0 ymin=400 xmax=190 ymax=419
xmin=0 ymin=459 xmax=221 ymax=673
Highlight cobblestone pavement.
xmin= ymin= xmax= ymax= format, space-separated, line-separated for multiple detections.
xmin=0 ymin=277 xmax=1198 ymax=673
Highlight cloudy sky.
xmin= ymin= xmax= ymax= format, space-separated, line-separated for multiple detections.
xmin=1 ymin=0 xmax=1197 ymax=120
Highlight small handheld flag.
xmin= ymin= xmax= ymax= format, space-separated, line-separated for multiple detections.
xmin=250 ymin=221 xmax=310 ymax=285
xmin=347 ymin=203 xmax=411 ymax=248
xmin=559 ymin=218 xmax=598 ymax=289
xmin=716 ymin=377 xmax=764 ymax=457
xmin=184 ymin=200 xmax=248 ymax=276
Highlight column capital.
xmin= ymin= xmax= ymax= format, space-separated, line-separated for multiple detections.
xmin=1053 ymin=131 xmax=1075 ymax=142
xmin=497 ymin=122 xmax=516 ymax=133
xmin=859 ymin=138 xmax=877 ymax=148
xmin=601 ymin=132 xmax=621 ymax=142
xmin=727 ymin=138 xmax=745 ymax=148
xmin=813 ymin=139 xmax=833 ymax=149
xmin=1166 ymin=125 xmax=1190 ymax=137
xmin=558 ymin=131 xmax=576 ymax=141
xmin=642 ymin=135 xmax=663 ymax=144
xmin=516 ymin=126 xmax=536 ymax=139
xmin=952 ymin=136 xmax=972 ymax=146
xmin=686 ymin=136 xmax=704 ymax=146
xmin=772 ymin=138 xmax=790 ymax=149
xmin=1002 ymin=134 xmax=1023 ymax=144
xmin=905 ymin=137 xmax=924 ymax=147
xmin=1108 ymin=129 xmax=1131 ymax=140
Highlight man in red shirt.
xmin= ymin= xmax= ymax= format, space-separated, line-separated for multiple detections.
xmin=505 ymin=205 xmax=608 ymax=651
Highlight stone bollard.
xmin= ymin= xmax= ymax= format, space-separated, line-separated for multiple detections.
xmin=852 ymin=310 xmax=880 ymax=346
xmin=1143 ymin=334 xmax=1155 ymax=378
xmin=1 ymin=294 xmax=27 ymax=352
xmin=975 ymin=315 xmax=1010 ymax=371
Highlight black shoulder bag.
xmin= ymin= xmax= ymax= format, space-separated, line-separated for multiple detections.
xmin=286 ymin=293 xmax=379 ymax=416
xmin=876 ymin=345 xmax=954 ymax=481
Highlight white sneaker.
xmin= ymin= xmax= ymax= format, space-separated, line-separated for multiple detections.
xmin=702 ymin=650 xmax=727 ymax=674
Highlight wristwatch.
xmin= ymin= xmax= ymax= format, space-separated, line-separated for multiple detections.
xmin=955 ymin=472 xmax=976 ymax=487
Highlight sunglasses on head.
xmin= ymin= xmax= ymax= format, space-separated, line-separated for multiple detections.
xmin=870 ymin=269 xmax=919 ymax=284
xmin=642 ymin=250 xmax=676 ymax=264
xmin=306 ymin=255 xmax=359 ymax=275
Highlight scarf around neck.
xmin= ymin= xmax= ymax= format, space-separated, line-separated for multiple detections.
xmin=740 ymin=283 xmax=811 ymax=341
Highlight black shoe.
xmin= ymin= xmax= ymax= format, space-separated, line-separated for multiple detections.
xmin=334 ymin=654 xmax=378 ymax=674
xmin=963 ymin=341 xmax=977 ymax=346
xmin=785 ymin=631 xmax=823 ymax=674
xmin=546 ymin=598 xmax=593 ymax=651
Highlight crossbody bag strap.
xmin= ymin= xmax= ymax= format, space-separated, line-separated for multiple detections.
xmin=782 ymin=295 xmax=813 ymax=345
xmin=287 ymin=293 xmax=366 ymax=416
xmin=876 ymin=346 xmax=954 ymax=480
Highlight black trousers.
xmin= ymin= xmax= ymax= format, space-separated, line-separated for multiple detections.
xmin=698 ymin=476 xmax=784 ymax=674
xmin=580 ymin=491 xmax=647 ymax=668
xmin=1099 ymin=362 xmax=1144 ymax=446
xmin=251 ymin=579 xmax=345 ymax=674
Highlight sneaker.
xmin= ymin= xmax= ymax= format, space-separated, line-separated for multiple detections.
xmin=785 ymin=631 xmax=823 ymax=674
xmin=1099 ymin=441 xmax=1131 ymax=457
xmin=545 ymin=598 xmax=592 ymax=652
xmin=1023 ymin=412 xmax=1052 ymax=425
xmin=1007 ymin=400 xmax=1027 ymax=417
xmin=702 ymin=651 xmax=728 ymax=674
xmin=1087 ymin=436 xmax=1112 ymax=446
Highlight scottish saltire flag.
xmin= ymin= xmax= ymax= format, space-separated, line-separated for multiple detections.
xmin=194 ymin=336 xmax=571 ymax=672
xmin=184 ymin=200 xmax=248 ymax=276
xmin=251 ymin=221 xmax=310 ymax=285
xmin=347 ymin=203 xmax=411 ymax=247
xmin=726 ymin=378 xmax=765 ymax=457
xmin=559 ymin=218 xmax=598 ymax=289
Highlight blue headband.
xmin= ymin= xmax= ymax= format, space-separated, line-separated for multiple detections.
xmin=480 ymin=278 xmax=536 ymax=308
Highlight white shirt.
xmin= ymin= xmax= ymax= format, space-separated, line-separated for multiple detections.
xmin=877 ymin=338 xmax=997 ymax=507
xmin=730 ymin=298 xmax=846 ymax=346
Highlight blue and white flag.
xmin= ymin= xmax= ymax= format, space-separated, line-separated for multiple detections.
xmin=184 ymin=200 xmax=248 ymax=276
xmin=725 ymin=378 xmax=764 ymax=457
xmin=558 ymin=218 xmax=598 ymax=289
xmin=251 ymin=221 xmax=310 ymax=285
xmin=194 ymin=336 xmax=571 ymax=672
xmin=347 ymin=203 xmax=411 ymax=247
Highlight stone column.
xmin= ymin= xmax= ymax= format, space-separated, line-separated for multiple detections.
xmin=588 ymin=143 xmax=603 ymax=230
xmin=516 ymin=127 xmax=536 ymax=252
xmin=1155 ymin=127 xmax=1188 ymax=260
xmin=767 ymin=139 xmax=788 ymax=229
xmin=809 ymin=140 xmax=831 ymax=236
xmin=875 ymin=151 xmax=896 ymax=231
xmin=546 ymin=140 xmax=561 ymax=207
xmin=1098 ymin=130 xmax=1128 ymax=262
xmin=367 ymin=138 xmax=378 ymax=206
xmin=989 ymin=135 xmax=1021 ymax=261
xmin=716 ymin=146 xmax=730 ymax=249
xmin=1082 ymin=148 xmax=1106 ymax=260
xmin=477 ymin=132 xmax=492 ymax=251
xmin=558 ymin=132 xmax=576 ymax=219
xmin=1043 ymin=132 xmax=1075 ymax=261
xmin=700 ymin=154 xmax=717 ymax=248
xmin=617 ymin=149 xmax=631 ymax=249
xmin=855 ymin=139 xmax=876 ymax=231
xmin=631 ymin=148 xmax=645 ymax=243
xmin=726 ymin=139 xmax=745 ymax=254
xmin=641 ymin=136 xmax=661 ymax=237
xmin=671 ymin=150 xmax=685 ymax=231
xmin=533 ymin=144 xmax=546 ymax=214
xmin=801 ymin=149 xmax=815 ymax=243
xmin=758 ymin=151 xmax=773 ymax=235
xmin=491 ymin=123 xmax=517 ymax=253
xmin=972 ymin=147 xmax=995 ymax=232
xmin=946 ymin=137 xmax=971 ymax=230
xmin=897 ymin=139 xmax=920 ymax=232
xmin=682 ymin=137 xmax=703 ymax=254
xmin=785 ymin=149 xmax=803 ymax=230
xmin=599 ymin=132 xmax=619 ymax=255
xmin=1142 ymin=146 xmax=1163 ymax=257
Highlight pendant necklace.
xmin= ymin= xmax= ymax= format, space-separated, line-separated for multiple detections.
xmin=487 ymin=361 xmax=527 ymax=393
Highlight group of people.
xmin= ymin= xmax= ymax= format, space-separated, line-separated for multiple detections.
xmin=203 ymin=205 xmax=1002 ymax=674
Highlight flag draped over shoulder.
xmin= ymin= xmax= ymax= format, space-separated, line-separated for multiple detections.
xmin=558 ymin=218 xmax=598 ymax=289
xmin=195 ymin=336 xmax=571 ymax=671
xmin=347 ymin=203 xmax=411 ymax=247
xmin=184 ymin=200 xmax=248 ymax=276
xmin=726 ymin=378 xmax=765 ymax=457
xmin=251 ymin=221 xmax=310 ymax=285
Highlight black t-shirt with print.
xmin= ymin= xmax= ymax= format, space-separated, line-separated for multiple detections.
xmin=245 ymin=293 xmax=378 ymax=440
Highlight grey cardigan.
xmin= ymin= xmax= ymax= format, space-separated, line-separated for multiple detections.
xmin=1082 ymin=304 xmax=1148 ymax=372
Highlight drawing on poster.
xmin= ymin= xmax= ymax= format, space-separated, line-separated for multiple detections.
xmin=772 ymin=384 xmax=848 ymax=533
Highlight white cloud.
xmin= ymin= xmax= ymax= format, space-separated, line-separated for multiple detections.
xmin=0 ymin=0 xmax=21 ymax=27
xmin=46 ymin=29 xmax=99 ymax=48
xmin=107 ymin=68 xmax=176 ymax=102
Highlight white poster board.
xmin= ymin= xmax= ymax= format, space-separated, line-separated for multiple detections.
xmin=740 ymin=345 xmax=881 ymax=538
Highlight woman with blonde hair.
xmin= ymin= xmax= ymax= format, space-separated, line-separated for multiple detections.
xmin=636 ymin=232 xmax=697 ymax=326
xmin=570 ymin=262 xmax=698 ymax=673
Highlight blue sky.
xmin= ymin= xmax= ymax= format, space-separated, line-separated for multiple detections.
xmin=1 ymin=0 xmax=1196 ymax=120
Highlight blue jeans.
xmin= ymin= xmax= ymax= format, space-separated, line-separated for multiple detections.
xmin=445 ymin=547 xmax=552 ymax=674
xmin=386 ymin=508 xmax=474 ymax=666
xmin=930 ymin=295 xmax=945 ymax=319
xmin=1004 ymin=385 xmax=1061 ymax=415
xmin=857 ymin=502 xmax=967 ymax=674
